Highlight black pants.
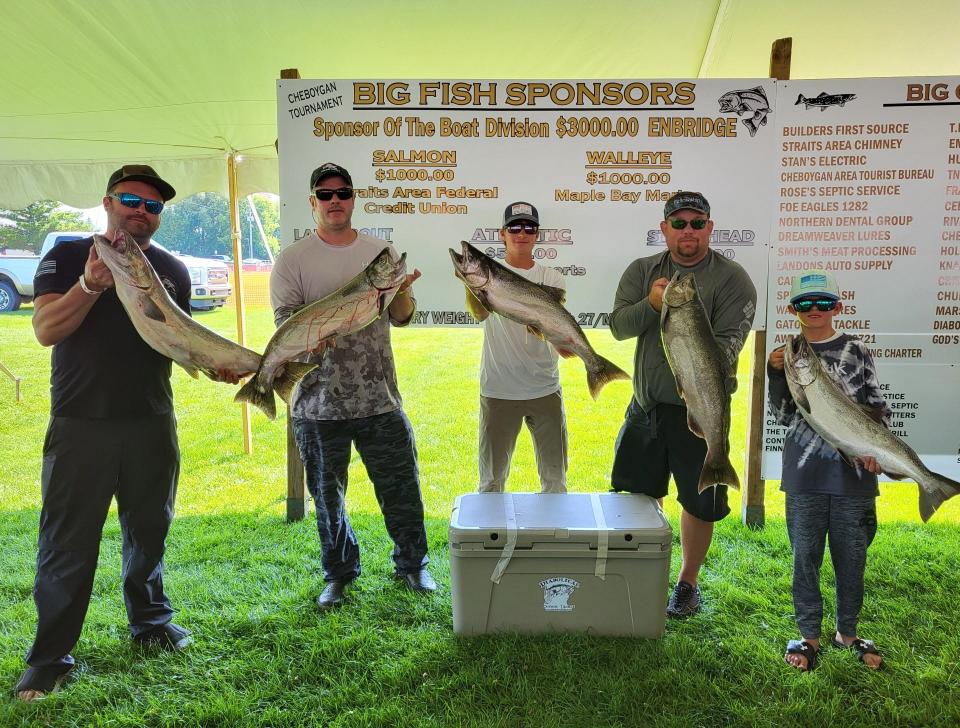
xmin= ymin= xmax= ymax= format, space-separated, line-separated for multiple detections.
xmin=26 ymin=414 xmax=180 ymax=669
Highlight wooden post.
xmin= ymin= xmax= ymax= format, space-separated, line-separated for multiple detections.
xmin=742 ymin=37 xmax=792 ymax=529
xmin=279 ymin=67 xmax=309 ymax=522
xmin=227 ymin=152 xmax=253 ymax=454
xmin=0 ymin=360 xmax=22 ymax=401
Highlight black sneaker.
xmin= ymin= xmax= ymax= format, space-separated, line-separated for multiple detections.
xmin=666 ymin=581 xmax=701 ymax=618
xmin=133 ymin=623 xmax=193 ymax=651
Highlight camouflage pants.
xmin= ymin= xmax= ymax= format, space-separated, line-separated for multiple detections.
xmin=293 ymin=409 xmax=429 ymax=582
xmin=786 ymin=492 xmax=877 ymax=639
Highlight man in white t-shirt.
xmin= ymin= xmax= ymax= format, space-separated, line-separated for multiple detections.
xmin=464 ymin=202 xmax=568 ymax=493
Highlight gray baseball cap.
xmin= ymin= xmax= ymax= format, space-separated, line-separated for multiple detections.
xmin=503 ymin=201 xmax=539 ymax=226
xmin=663 ymin=191 xmax=710 ymax=218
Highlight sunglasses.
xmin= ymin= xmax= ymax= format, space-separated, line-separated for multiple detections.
xmin=506 ymin=223 xmax=539 ymax=234
xmin=792 ymin=298 xmax=839 ymax=313
xmin=314 ymin=187 xmax=354 ymax=201
xmin=668 ymin=218 xmax=709 ymax=230
xmin=109 ymin=192 xmax=164 ymax=215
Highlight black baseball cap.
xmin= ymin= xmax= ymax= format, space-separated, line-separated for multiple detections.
xmin=310 ymin=162 xmax=353 ymax=189
xmin=663 ymin=191 xmax=710 ymax=218
xmin=503 ymin=201 xmax=539 ymax=227
xmin=107 ymin=164 xmax=176 ymax=201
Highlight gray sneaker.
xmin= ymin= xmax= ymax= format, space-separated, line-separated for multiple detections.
xmin=666 ymin=581 xmax=701 ymax=618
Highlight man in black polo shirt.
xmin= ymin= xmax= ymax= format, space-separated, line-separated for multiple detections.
xmin=16 ymin=165 xmax=197 ymax=701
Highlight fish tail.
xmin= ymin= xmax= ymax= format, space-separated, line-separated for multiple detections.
xmin=586 ymin=355 xmax=631 ymax=400
xmin=234 ymin=376 xmax=276 ymax=420
xmin=272 ymin=362 xmax=318 ymax=405
xmin=795 ymin=93 xmax=805 ymax=105
xmin=918 ymin=473 xmax=960 ymax=523
xmin=697 ymin=452 xmax=741 ymax=494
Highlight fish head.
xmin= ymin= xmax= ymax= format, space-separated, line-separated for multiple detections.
xmin=92 ymin=230 xmax=151 ymax=289
xmin=783 ymin=334 xmax=820 ymax=387
xmin=717 ymin=92 xmax=740 ymax=113
xmin=661 ymin=271 xmax=698 ymax=308
xmin=449 ymin=241 xmax=491 ymax=290
xmin=367 ymin=247 xmax=408 ymax=291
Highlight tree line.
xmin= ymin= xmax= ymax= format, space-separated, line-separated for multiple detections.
xmin=1 ymin=194 xmax=280 ymax=259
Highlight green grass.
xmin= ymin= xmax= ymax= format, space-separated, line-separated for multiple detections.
xmin=1 ymin=307 xmax=959 ymax=727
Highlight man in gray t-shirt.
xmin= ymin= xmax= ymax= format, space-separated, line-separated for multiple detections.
xmin=609 ymin=191 xmax=756 ymax=620
xmin=270 ymin=162 xmax=435 ymax=611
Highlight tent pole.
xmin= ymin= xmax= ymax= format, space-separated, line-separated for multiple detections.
xmin=742 ymin=37 xmax=792 ymax=529
xmin=279 ymin=67 xmax=308 ymax=523
xmin=227 ymin=151 xmax=253 ymax=454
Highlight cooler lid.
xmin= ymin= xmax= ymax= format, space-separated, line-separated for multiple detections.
xmin=449 ymin=492 xmax=671 ymax=550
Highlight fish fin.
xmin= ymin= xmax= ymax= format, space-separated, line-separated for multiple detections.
xmin=473 ymin=290 xmax=491 ymax=311
xmin=526 ymin=325 xmax=545 ymax=340
xmin=234 ymin=376 xmax=277 ymax=420
xmin=140 ymin=293 xmax=166 ymax=322
xmin=273 ymin=362 xmax=318 ymax=406
xmin=586 ymin=354 xmax=631 ymax=400
xmin=697 ymin=454 xmax=740 ymax=494
xmin=557 ymin=348 xmax=578 ymax=359
xmin=176 ymin=362 xmax=200 ymax=379
xmin=856 ymin=403 xmax=887 ymax=424
xmin=882 ymin=469 xmax=909 ymax=481
xmin=673 ymin=375 xmax=685 ymax=399
xmin=539 ymin=285 xmax=566 ymax=304
xmin=792 ymin=386 xmax=810 ymax=412
xmin=686 ymin=411 xmax=705 ymax=439
xmin=836 ymin=449 xmax=857 ymax=469
xmin=918 ymin=473 xmax=960 ymax=523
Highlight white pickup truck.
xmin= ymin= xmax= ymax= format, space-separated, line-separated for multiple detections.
xmin=0 ymin=232 xmax=231 ymax=312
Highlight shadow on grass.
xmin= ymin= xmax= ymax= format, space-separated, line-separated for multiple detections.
xmin=2 ymin=509 xmax=959 ymax=727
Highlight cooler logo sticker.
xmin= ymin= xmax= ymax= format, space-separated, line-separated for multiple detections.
xmin=539 ymin=577 xmax=579 ymax=612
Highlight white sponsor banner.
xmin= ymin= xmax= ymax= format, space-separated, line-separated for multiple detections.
xmin=763 ymin=76 xmax=960 ymax=481
xmin=277 ymin=79 xmax=776 ymax=329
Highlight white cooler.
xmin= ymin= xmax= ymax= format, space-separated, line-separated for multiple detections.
xmin=449 ymin=492 xmax=672 ymax=638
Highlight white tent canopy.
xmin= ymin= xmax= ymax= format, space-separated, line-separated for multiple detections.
xmin=2 ymin=0 xmax=958 ymax=208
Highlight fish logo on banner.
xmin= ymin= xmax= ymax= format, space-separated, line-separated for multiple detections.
xmin=539 ymin=577 xmax=579 ymax=611
xmin=717 ymin=86 xmax=772 ymax=137
xmin=795 ymin=91 xmax=857 ymax=111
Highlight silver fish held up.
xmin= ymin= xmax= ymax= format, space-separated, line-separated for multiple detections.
xmin=235 ymin=246 xmax=407 ymax=420
xmin=449 ymin=241 xmax=629 ymax=399
xmin=660 ymin=272 xmax=740 ymax=493
xmin=92 ymin=232 xmax=292 ymax=418
xmin=783 ymin=334 xmax=960 ymax=522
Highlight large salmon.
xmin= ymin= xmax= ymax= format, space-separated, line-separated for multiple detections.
xmin=660 ymin=271 xmax=740 ymax=493
xmin=235 ymin=246 xmax=407 ymax=419
xmin=783 ymin=333 xmax=960 ymax=522
xmin=449 ymin=241 xmax=629 ymax=399
xmin=93 ymin=232 xmax=303 ymax=418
